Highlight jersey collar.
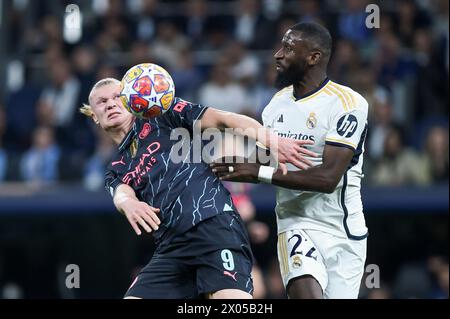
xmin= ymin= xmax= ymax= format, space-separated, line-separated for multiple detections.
xmin=118 ymin=120 xmax=137 ymax=152
xmin=294 ymin=77 xmax=330 ymax=101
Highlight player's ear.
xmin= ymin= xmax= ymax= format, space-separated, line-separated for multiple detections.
xmin=309 ymin=51 xmax=322 ymax=66
xmin=92 ymin=113 xmax=99 ymax=125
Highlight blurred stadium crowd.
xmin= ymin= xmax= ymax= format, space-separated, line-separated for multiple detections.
xmin=0 ymin=0 xmax=448 ymax=299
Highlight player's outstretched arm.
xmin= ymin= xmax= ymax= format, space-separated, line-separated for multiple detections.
xmin=211 ymin=144 xmax=353 ymax=194
xmin=113 ymin=184 xmax=161 ymax=235
xmin=270 ymin=145 xmax=353 ymax=193
xmin=200 ymin=108 xmax=317 ymax=172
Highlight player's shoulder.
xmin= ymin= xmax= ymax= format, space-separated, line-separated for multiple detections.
xmin=325 ymin=80 xmax=368 ymax=113
xmin=264 ymin=86 xmax=293 ymax=113
xmin=273 ymin=85 xmax=294 ymax=98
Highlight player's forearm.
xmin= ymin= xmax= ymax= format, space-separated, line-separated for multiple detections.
xmin=271 ymin=166 xmax=339 ymax=193
xmin=219 ymin=112 xmax=273 ymax=147
xmin=113 ymin=184 xmax=138 ymax=213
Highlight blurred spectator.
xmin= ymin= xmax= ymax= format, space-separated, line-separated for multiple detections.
xmin=372 ymin=31 xmax=418 ymax=126
xmin=39 ymin=57 xmax=81 ymax=129
xmin=337 ymin=0 xmax=373 ymax=44
xmin=393 ymin=262 xmax=433 ymax=298
xmin=83 ymin=127 xmax=116 ymax=191
xmin=422 ymin=126 xmax=449 ymax=184
xmin=252 ymin=62 xmax=278 ymax=118
xmin=129 ymin=41 xmax=156 ymax=67
xmin=296 ymin=0 xmax=327 ymax=25
xmin=201 ymin=22 xmax=230 ymax=51
xmin=232 ymin=0 xmax=276 ymax=49
xmin=95 ymin=64 xmax=121 ymax=82
xmin=329 ymin=39 xmax=362 ymax=84
xmin=183 ymin=0 xmax=210 ymax=45
xmin=395 ymin=0 xmax=431 ymax=48
xmin=226 ymin=41 xmax=261 ymax=89
xmin=371 ymin=125 xmax=429 ymax=186
xmin=171 ymin=47 xmax=203 ymax=101
xmin=37 ymin=55 xmax=93 ymax=178
xmin=199 ymin=56 xmax=250 ymax=113
xmin=3 ymin=84 xmax=41 ymax=153
xmin=95 ymin=0 xmax=132 ymax=55
xmin=234 ymin=0 xmax=259 ymax=45
xmin=367 ymin=92 xmax=395 ymax=160
xmin=413 ymin=28 xmax=449 ymax=119
xmin=261 ymin=0 xmax=283 ymax=21
xmin=373 ymin=31 xmax=417 ymax=88
xmin=431 ymin=0 xmax=449 ymax=71
xmin=134 ymin=0 xmax=161 ymax=42
xmin=0 ymin=107 xmax=7 ymax=181
xmin=20 ymin=126 xmax=60 ymax=184
xmin=151 ymin=21 xmax=190 ymax=70
xmin=350 ymin=66 xmax=390 ymax=121
xmin=71 ymin=46 xmax=98 ymax=103
xmin=23 ymin=15 xmax=63 ymax=54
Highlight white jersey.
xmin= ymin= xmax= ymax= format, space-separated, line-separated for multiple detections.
xmin=262 ymin=79 xmax=369 ymax=240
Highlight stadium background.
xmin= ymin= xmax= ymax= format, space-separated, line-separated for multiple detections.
xmin=0 ymin=0 xmax=448 ymax=299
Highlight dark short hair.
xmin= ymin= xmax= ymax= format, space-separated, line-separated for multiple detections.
xmin=290 ymin=22 xmax=332 ymax=59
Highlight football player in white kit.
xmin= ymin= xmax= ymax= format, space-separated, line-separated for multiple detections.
xmin=211 ymin=22 xmax=369 ymax=299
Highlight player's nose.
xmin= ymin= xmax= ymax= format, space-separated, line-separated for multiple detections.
xmin=106 ymin=99 xmax=117 ymax=109
xmin=274 ymin=48 xmax=283 ymax=59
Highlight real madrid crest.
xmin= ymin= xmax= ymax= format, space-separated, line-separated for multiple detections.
xmin=306 ymin=112 xmax=317 ymax=129
xmin=292 ymin=254 xmax=302 ymax=268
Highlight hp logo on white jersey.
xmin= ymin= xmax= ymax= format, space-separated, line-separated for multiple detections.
xmin=337 ymin=114 xmax=358 ymax=138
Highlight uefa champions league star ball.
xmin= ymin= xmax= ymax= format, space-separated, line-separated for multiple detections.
xmin=120 ymin=63 xmax=175 ymax=118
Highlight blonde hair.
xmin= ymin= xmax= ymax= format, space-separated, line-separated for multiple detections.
xmin=79 ymin=77 xmax=121 ymax=118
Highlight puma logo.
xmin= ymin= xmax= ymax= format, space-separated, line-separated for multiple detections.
xmin=112 ymin=156 xmax=125 ymax=167
xmin=223 ymin=271 xmax=238 ymax=282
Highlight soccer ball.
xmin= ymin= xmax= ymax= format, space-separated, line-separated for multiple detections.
xmin=120 ymin=63 xmax=175 ymax=119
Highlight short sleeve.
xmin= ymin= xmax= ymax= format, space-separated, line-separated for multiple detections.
xmin=164 ymin=98 xmax=208 ymax=131
xmin=105 ymin=169 xmax=122 ymax=198
xmin=261 ymin=101 xmax=275 ymax=128
xmin=325 ymin=98 xmax=368 ymax=152
xmin=261 ymin=106 xmax=270 ymax=128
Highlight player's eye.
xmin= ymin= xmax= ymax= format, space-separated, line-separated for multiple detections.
xmin=284 ymin=45 xmax=293 ymax=53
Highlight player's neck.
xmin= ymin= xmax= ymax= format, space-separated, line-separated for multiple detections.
xmin=293 ymin=72 xmax=328 ymax=100
xmin=109 ymin=118 xmax=135 ymax=146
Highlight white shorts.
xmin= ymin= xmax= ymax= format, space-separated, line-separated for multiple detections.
xmin=277 ymin=228 xmax=367 ymax=299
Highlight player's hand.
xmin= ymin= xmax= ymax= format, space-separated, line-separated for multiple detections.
xmin=271 ymin=135 xmax=317 ymax=174
xmin=119 ymin=199 xmax=161 ymax=236
xmin=210 ymin=160 xmax=260 ymax=183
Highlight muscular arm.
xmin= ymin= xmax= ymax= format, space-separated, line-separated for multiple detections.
xmin=113 ymin=184 xmax=161 ymax=235
xmin=271 ymin=145 xmax=353 ymax=193
xmin=210 ymin=145 xmax=354 ymax=194
xmin=200 ymin=108 xmax=274 ymax=147
xmin=200 ymin=107 xmax=317 ymax=170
